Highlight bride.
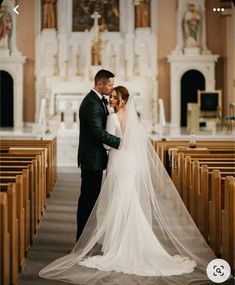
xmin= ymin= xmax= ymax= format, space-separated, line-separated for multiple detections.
xmin=40 ymin=86 xmax=216 ymax=285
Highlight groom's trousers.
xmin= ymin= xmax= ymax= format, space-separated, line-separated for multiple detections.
xmin=76 ymin=169 xmax=103 ymax=241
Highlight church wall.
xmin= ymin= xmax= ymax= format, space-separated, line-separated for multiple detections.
xmin=17 ymin=0 xmax=36 ymax=123
xmin=205 ymin=0 xmax=228 ymax=115
xmin=157 ymin=0 xmax=177 ymax=121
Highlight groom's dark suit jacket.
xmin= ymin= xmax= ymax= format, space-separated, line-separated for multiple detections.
xmin=77 ymin=90 xmax=120 ymax=170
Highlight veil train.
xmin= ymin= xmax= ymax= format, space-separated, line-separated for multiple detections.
xmin=39 ymin=96 xmax=217 ymax=285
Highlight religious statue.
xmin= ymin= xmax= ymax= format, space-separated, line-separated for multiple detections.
xmin=90 ymin=12 xmax=106 ymax=66
xmin=91 ymin=41 xmax=102 ymax=66
xmin=42 ymin=0 xmax=56 ymax=29
xmin=182 ymin=3 xmax=201 ymax=48
xmin=0 ymin=4 xmax=12 ymax=49
xmin=134 ymin=0 xmax=150 ymax=28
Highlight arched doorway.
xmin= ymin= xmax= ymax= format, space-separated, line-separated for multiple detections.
xmin=180 ymin=70 xmax=205 ymax=127
xmin=0 ymin=70 xmax=14 ymax=127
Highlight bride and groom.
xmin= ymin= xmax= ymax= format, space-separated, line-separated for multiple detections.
xmin=39 ymin=69 xmax=217 ymax=285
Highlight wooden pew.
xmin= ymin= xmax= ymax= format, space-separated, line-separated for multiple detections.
xmin=0 ymin=138 xmax=57 ymax=195
xmin=186 ymin=164 xmax=234 ymax=268
xmin=7 ymin=149 xmax=47 ymax=200
xmin=0 ymin=183 xmax=19 ymax=285
xmin=190 ymin=160 xmax=234 ymax=216
xmin=0 ymin=170 xmax=29 ymax=250
xmin=0 ymin=165 xmax=36 ymax=244
xmin=0 ymin=157 xmax=44 ymax=222
xmin=182 ymin=156 xmax=234 ymax=212
xmin=188 ymin=162 xmax=234 ymax=226
xmin=0 ymin=175 xmax=25 ymax=270
xmin=221 ymin=176 xmax=235 ymax=270
xmin=172 ymin=151 xmax=235 ymax=194
xmin=180 ymin=156 xmax=234 ymax=213
xmin=0 ymin=146 xmax=46 ymax=194
xmin=209 ymin=170 xmax=222 ymax=255
xmin=151 ymin=140 xmax=235 ymax=166
xmin=197 ymin=164 xmax=210 ymax=242
xmin=0 ymin=138 xmax=57 ymax=284
xmin=0 ymin=147 xmax=9 ymax=153
xmin=208 ymin=171 xmax=234 ymax=264
xmin=0 ymin=192 xmax=10 ymax=285
xmin=151 ymin=140 xmax=235 ymax=270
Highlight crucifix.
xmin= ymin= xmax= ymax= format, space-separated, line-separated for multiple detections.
xmin=91 ymin=11 xmax=101 ymax=41
xmin=91 ymin=11 xmax=103 ymax=66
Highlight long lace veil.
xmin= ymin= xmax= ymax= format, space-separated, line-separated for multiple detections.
xmin=40 ymin=96 xmax=217 ymax=285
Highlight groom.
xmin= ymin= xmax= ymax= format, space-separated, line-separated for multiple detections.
xmin=76 ymin=69 xmax=121 ymax=241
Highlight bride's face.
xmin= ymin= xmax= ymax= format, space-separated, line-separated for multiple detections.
xmin=109 ymin=90 xmax=119 ymax=108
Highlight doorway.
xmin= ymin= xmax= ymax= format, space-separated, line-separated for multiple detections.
xmin=180 ymin=70 xmax=205 ymax=127
xmin=0 ymin=70 xmax=14 ymax=127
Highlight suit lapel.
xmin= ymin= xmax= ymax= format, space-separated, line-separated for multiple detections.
xmin=90 ymin=90 xmax=109 ymax=116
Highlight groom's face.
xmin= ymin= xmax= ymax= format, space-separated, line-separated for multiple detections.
xmin=99 ymin=78 xmax=114 ymax=95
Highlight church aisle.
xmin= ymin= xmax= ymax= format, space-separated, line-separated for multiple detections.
xmin=17 ymin=166 xmax=234 ymax=285
xmin=18 ymin=169 xmax=80 ymax=285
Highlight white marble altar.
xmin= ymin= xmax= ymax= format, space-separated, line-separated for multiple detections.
xmin=35 ymin=0 xmax=158 ymax=133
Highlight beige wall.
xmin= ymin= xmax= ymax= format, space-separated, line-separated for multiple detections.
xmin=157 ymin=0 xmax=177 ymax=121
xmin=17 ymin=0 xmax=36 ymax=123
xmin=19 ymin=0 xmax=231 ymax=122
xmin=205 ymin=0 xmax=228 ymax=115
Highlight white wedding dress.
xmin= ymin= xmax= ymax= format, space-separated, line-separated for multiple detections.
xmin=39 ymin=97 xmax=217 ymax=285
xmin=80 ymin=113 xmax=195 ymax=276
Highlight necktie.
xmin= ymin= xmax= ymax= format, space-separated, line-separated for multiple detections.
xmin=102 ymin=96 xmax=109 ymax=115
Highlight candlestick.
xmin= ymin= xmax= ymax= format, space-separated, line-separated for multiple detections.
xmin=64 ymin=60 xmax=68 ymax=80
xmin=53 ymin=55 xmax=59 ymax=76
xmin=112 ymin=53 xmax=116 ymax=74
xmin=134 ymin=54 xmax=140 ymax=76
xmin=76 ymin=54 xmax=80 ymax=76
xmin=124 ymin=59 xmax=129 ymax=81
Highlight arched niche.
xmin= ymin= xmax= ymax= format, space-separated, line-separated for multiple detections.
xmin=0 ymin=70 xmax=14 ymax=127
xmin=180 ymin=69 xmax=205 ymax=126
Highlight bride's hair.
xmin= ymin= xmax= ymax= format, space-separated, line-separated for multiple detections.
xmin=113 ymin=86 xmax=129 ymax=104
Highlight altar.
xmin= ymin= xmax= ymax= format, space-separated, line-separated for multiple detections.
xmin=35 ymin=0 xmax=158 ymax=133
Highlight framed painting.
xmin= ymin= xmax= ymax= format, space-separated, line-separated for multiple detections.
xmin=72 ymin=0 xmax=120 ymax=32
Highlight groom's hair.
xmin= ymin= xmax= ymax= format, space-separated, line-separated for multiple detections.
xmin=95 ymin=69 xmax=115 ymax=84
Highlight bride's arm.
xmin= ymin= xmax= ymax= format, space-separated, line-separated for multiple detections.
xmin=103 ymin=116 xmax=116 ymax=150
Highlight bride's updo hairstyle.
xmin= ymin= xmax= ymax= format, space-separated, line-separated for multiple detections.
xmin=113 ymin=86 xmax=129 ymax=105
